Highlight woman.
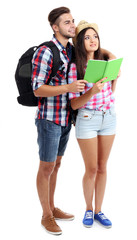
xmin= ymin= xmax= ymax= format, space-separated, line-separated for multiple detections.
xmin=68 ymin=21 xmax=118 ymax=228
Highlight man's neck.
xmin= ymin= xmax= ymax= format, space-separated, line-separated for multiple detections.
xmin=55 ymin=34 xmax=69 ymax=48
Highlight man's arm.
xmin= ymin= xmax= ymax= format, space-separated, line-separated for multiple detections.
xmin=101 ymin=48 xmax=116 ymax=60
xmin=32 ymin=46 xmax=87 ymax=97
xmin=101 ymin=48 xmax=121 ymax=92
xmin=34 ymin=80 xmax=88 ymax=97
xmin=111 ymin=69 xmax=121 ymax=92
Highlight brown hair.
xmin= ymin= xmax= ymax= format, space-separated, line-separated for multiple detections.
xmin=48 ymin=6 xmax=70 ymax=26
xmin=75 ymin=27 xmax=105 ymax=79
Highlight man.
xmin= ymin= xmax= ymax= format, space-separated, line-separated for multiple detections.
xmin=32 ymin=6 xmax=115 ymax=235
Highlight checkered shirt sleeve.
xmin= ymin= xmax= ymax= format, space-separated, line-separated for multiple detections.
xmin=31 ymin=46 xmax=53 ymax=90
xmin=68 ymin=63 xmax=81 ymax=99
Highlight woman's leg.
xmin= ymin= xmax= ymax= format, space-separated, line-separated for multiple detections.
xmin=77 ymin=137 xmax=98 ymax=211
xmin=95 ymin=135 xmax=115 ymax=214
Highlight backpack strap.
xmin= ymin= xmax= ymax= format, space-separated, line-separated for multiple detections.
xmin=38 ymin=41 xmax=63 ymax=85
xmin=36 ymin=41 xmax=63 ymax=105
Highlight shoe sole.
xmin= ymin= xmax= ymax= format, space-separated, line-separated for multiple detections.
xmin=94 ymin=219 xmax=112 ymax=229
xmin=55 ymin=217 xmax=75 ymax=221
xmin=41 ymin=225 xmax=62 ymax=235
xmin=83 ymin=223 xmax=93 ymax=228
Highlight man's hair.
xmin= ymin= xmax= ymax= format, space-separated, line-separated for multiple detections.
xmin=48 ymin=6 xmax=70 ymax=26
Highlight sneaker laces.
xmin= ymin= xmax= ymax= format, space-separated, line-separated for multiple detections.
xmin=54 ymin=208 xmax=66 ymax=214
xmin=44 ymin=216 xmax=59 ymax=227
xmin=98 ymin=213 xmax=107 ymax=220
xmin=50 ymin=216 xmax=59 ymax=226
xmin=85 ymin=211 xmax=93 ymax=219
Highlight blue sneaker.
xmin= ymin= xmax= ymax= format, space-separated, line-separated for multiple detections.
xmin=94 ymin=212 xmax=112 ymax=228
xmin=83 ymin=210 xmax=93 ymax=227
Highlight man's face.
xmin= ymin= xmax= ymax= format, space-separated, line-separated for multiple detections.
xmin=54 ymin=13 xmax=76 ymax=39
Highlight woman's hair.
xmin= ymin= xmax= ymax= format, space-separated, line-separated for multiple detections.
xmin=48 ymin=7 xmax=70 ymax=26
xmin=75 ymin=27 xmax=106 ymax=79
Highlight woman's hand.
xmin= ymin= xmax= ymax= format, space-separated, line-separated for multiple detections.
xmin=71 ymin=77 xmax=107 ymax=110
xmin=90 ymin=77 xmax=107 ymax=95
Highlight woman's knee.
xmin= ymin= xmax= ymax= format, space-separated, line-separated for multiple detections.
xmin=85 ymin=166 xmax=97 ymax=178
xmin=97 ymin=163 xmax=107 ymax=175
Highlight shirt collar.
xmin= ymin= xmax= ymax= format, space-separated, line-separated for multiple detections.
xmin=51 ymin=34 xmax=72 ymax=53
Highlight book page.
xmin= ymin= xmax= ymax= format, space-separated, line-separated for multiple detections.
xmin=103 ymin=58 xmax=123 ymax=82
xmin=84 ymin=60 xmax=107 ymax=83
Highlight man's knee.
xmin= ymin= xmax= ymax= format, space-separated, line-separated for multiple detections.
xmin=38 ymin=161 xmax=55 ymax=179
xmin=54 ymin=156 xmax=62 ymax=172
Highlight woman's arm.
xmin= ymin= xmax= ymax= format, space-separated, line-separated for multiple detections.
xmin=71 ymin=78 xmax=107 ymax=110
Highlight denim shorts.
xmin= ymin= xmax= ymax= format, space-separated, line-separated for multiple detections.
xmin=35 ymin=119 xmax=71 ymax=162
xmin=75 ymin=106 xmax=116 ymax=139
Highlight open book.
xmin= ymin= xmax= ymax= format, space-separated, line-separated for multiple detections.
xmin=84 ymin=58 xmax=123 ymax=83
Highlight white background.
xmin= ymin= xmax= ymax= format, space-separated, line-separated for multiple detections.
xmin=1 ymin=0 xmax=137 ymax=239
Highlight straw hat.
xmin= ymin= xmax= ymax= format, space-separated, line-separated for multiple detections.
xmin=73 ymin=20 xmax=99 ymax=45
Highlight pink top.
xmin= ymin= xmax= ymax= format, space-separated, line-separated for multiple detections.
xmin=68 ymin=63 xmax=115 ymax=111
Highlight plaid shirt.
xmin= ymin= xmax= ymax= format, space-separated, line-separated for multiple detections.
xmin=32 ymin=35 xmax=72 ymax=126
xmin=68 ymin=63 xmax=115 ymax=111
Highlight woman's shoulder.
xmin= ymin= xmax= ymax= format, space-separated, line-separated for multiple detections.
xmin=68 ymin=62 xmax=77 ymax=77
xmin=69 ymin=62 xmax=77 ymax=69
xmin=68 ymin=63 xmax=77 ymax=82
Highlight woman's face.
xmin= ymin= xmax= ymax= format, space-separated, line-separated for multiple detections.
xmin=84 ymin=28 xmax=99 ymax=53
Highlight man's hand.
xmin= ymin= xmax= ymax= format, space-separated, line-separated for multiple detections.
xmin=67 ymin=80 xmax=88 ymax=93
xmin=101 ymin=48 xmax=116 ymax=60
xmin=117 ymin=69 xmax=121 ymax=78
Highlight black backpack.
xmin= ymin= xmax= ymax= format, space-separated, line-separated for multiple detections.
xmin=15 ymin=41 xmax=63 ymax=106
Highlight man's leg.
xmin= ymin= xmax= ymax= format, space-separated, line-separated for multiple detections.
xmin=37 ymin=160 xmax=55 ymax=218
xmin=35 ymin=119 xmax=61 ymax=216
xmin=35 ymin=119 xmax=62 ymax=234
xmin=49 ymin=156 xmax=62 ymax=212
xmin=49 ymin=121 xmax=71 ymax=211
xmin=37 ymin=160 xmax=62 ymax=235
xmin=49 ymin=122 xmax=74 ymax=220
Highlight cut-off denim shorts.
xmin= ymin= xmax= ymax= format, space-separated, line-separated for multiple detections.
xmin=35 ymin=119 xmax=71 ymax=162
xmin=75 ymin=106 xmax=116 ymax=139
